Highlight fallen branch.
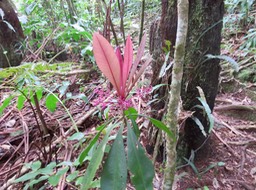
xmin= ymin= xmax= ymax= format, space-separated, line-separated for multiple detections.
xmin=38 ymin=69 xmax=90 ymax=77
xmin=214 ymin=104 xmax=256 ymax=111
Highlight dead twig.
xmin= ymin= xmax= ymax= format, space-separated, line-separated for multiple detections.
xmin=212 ymin=128 xmax=239 ymax=158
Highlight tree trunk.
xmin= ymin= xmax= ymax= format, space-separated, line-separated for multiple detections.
xmin=0 ymin=0 xmax=24 ymax=68
xmin=149 ymin=0 xmax=224 ymax=155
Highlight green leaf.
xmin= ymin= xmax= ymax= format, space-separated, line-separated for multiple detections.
xmin=124 ymin=107 xmax=140 ymax=137
xmin=59 ymin=81 xmax=70 ymax=96
xmin=81 ymin=124 xmax=115 ymax=190
xmin=197 ymin=97 xmax=214 ymax=133
xmin=152 ymin=84 xmax=167 ymax=92
xmin=217 ymin=162 xmax=225 ymax=166
xmin=149 ymin=118 xmax=176 ymax=141
xmin=127 ymin=125 xmax=154 ymax=190
xmin=205 ymin=54 xmax=239 ymax=72
xmin=0 ymin=96 xmax=13 ymax=115
xmin=101 ymin=127 xmax=127 ymax=190
xmin=31 ymin=161 xmax=42 ymax=171
xmin=48 ymin=167 xmax=69 ymax=186
xmin=124 ymin=107 xmax=138 ymax=120
xmin=17 ymin=94 xmax=26 ymax=110
xmin=14 ymin=171 xmax=39 ymax=183
xmin=68 ymin=132 xmax=84 ymax=141
xmin=103 ymin=106 xmax=110 ymax=119
xmin=66 ymin=171 xmax=79 ymax=182
xmin=40 ymin=162 xmax=57 ymax=175
xmin=191 ymin=116 xmax=207 ymax=137
xmin=35 ymin=88 xmax=43 ymax=101
xmin=75 ymin=176 xmax=83 ymax=186
xmin=78 ymin=130 xmax=102 ymax=164
xmin=25 ymin=175 xmax=48 ymax=190
xmin=159 ymin=51 xmax=171 ymax=78
xmin=45 ymin=93 xmax=58 ymax=112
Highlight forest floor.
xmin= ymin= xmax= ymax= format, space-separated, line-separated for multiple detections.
xmin=0 ymin=56 xmax=255 ymax=190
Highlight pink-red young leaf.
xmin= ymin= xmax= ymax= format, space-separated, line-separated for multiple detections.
xmin=115 ymin=47 xmax=124 ymax=96
xmin=122 ymin=35 xmax=133 ymax=97
xmin=127 ymin=34 xmax=146 ymax=88
xmin=128 ymin=56 xmax=152 ymax=93
xmin=93 ymin=33 xmax=121 ymax=95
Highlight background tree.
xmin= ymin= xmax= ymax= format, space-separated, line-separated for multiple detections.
xmin=149 ymin=0 xmax=224 ymax=157
xmin=0 ymin=0 xmax=24 ymax=68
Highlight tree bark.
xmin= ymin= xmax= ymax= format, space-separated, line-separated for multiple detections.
xmin=0 ymin=0 xmax=24 ymax=68
xmin=149 ymin=0 xmax=224 ymax=154
xmin=181 ymin=0 xmax=224 ymax=149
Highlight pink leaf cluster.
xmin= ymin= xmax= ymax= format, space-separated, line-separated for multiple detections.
xmin=93 ymin=32 xmax=150 ymax=101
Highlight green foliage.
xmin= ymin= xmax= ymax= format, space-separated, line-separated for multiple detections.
xmin=81 ymin=124 xmax=115 ymax=190
xmin=193 ymin=87 xmax=214 ymax=134
xmin=15 ymin=0 xmax=98 ymax=61
xmin=101 ymin=127 xmax=127 ymax=190
xmin=238 ymin=68 xmax=256 ymax=82
xmin=14 ymin=161 xmax=61 ymax=189
xmin=127 ymin=124 xmax=154 ymax=190
xmin=241 ymin=28 xmax=256 ymax=49
xmin=78 ymin=128 xmax=103 ymax=164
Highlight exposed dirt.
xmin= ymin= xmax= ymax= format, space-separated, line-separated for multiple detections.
xmin=176 ymin=91 xmax=256 ymax=190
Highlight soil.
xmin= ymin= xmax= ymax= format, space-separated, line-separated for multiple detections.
xmin=176 ymin=91 xmax=256 ymax=190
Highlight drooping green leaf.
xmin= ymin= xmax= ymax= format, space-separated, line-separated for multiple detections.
xmin=191 ymin=116 xmax=207 ymax=137
xmin=101 ymin=127 xmax=127 ymax=190
xmin=124 ymin=107 xmax=140 ymax=137
xmin=81 ymin=124 xmax=115 ymax=190
xmin=152 ymin=84 xmax=168 ymax=92
xmin=159 ymin=51 xmax=171 ymax=78
xmin=45 ymin=93 xmax=58 ymax=112
xmin=205 ymin=54 xmax=239 ymax=72
xmin=150 ymin=118 xmax=176 ymax=141
xmin=197 ymin=97 xmax=214 ymax=133
xmin=127 ymin=125 xmax=154 ymax=190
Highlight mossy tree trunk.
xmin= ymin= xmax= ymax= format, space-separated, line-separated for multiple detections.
xmin=163 ymin=0 xmax=189 ymax=188
xmin=149 ymin=0 xmax=224 ymax=156
xmin=0 ymin=0 xmax=24 ymax=68
xmin=181 ymin=0 xmax=224 ymax=150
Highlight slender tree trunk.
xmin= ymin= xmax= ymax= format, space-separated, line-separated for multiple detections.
xmin=163 ymin=0 xmax=189 ymax=189
xmin=139 ymin=0 xmax=145 ymax=44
